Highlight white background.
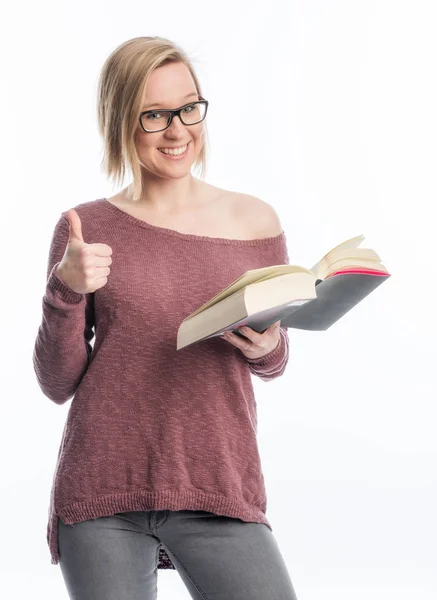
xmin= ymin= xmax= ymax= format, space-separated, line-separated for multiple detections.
xmin=1 ymin=0 xmax=436 ymax=598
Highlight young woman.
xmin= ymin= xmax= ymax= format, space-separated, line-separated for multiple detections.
xmin=33 ymin=35 xmax=297 ymax=600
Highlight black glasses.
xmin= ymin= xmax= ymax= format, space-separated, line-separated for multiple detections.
xmin=139 ymin=97 xmax=209 ymax=133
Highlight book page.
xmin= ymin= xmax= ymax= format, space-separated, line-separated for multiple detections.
xmin=318 ymin=248 xmax=383 ymax=279
xmin=310 ymin=235 xmax=365 ymax=278
xmin=184 ymin=264 xmax=314 ymax=320
xmin=325 ymin=257 xmax=388 ymax=278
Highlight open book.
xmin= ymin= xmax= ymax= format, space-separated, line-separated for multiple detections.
xmin=176 ymin=235 xmax=391 ymax=351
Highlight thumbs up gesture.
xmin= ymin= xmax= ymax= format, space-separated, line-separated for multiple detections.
xmin=56 ymin=209 xmax=113 ymax=294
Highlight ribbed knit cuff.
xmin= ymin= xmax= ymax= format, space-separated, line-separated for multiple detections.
xmin=245 ymin=330 xmax=283 ymax=368
xmin=47 ymin=263 xmax=85 ymax=305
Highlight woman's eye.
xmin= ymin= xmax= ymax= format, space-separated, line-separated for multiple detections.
xmin=145 ymin=104 xmax=195 ymax=120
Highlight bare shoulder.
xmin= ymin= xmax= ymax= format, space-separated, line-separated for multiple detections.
xmin=231 ymin=192 xmax=284 ymax=238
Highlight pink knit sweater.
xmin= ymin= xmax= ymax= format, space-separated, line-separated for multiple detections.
xmin=33 ymin=198 xmax=290 ymax=569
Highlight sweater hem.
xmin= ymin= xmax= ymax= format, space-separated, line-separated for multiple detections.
xmin=48 ymin=488 xmax=271 ymax=569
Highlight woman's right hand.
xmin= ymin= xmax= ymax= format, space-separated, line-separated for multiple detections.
xmin=56 ymin=209 xmax=113 ymax=294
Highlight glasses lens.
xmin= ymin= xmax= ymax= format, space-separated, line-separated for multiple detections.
xmin=141 ymin=102 xmax=206 ymax=132
xmin=180 ymin=101 xmax=206 ymax=126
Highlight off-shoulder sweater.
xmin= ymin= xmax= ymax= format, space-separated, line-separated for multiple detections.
xmin=32 ymin=197 xmax=290 ymax=569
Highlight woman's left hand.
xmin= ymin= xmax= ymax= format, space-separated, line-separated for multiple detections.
xmin=220 ymin=320 xmax=281 ymax=359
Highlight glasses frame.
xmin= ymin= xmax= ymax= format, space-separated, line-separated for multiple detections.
xmin=138 ymin=97 xmax=209 ymax=133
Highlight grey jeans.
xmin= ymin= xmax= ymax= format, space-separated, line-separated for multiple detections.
xmin=58 ymin=509 xmax=298 ymax=600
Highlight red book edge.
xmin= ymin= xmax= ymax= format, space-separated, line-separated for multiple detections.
xmin=326 ymin=267 xmax=391 ymax=278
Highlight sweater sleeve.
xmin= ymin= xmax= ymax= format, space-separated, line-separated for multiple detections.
xmin=32 ymin=213 xmax=95 ymax=405
xmin=245 ymin=231 xmax=291 ymax=381
xmin=245 ymin=326 xmax=290 ymax=381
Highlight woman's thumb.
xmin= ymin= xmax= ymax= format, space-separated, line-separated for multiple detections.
xmin=66 ymin=209 xmax=84 ymax=243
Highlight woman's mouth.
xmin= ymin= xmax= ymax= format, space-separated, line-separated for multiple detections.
xmin=157 ymin=142 xmax=190 ymax=159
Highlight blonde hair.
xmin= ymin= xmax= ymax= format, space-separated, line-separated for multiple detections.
xmin=97 ymin=36 xmax=209 ymax=202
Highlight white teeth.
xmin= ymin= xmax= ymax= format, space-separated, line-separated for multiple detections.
xmin=158 ymin=144 xmax=188 ymax=156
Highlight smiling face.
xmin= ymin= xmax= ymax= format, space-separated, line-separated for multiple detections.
xmin=134 ymin=62 xmax=205 ymax=181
